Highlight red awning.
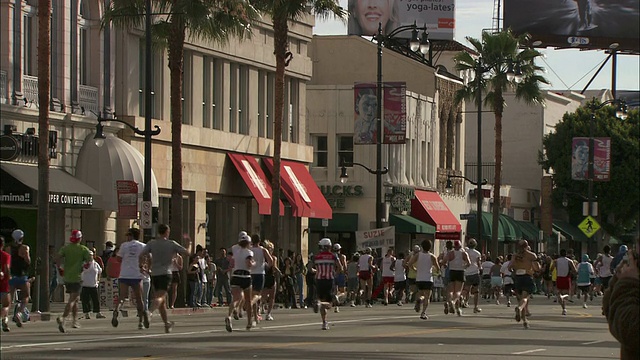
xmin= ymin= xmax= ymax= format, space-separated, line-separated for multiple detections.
xmin=411 ymin=190 xmax=461 ymax=238
xmin=264 ymin=159 xmax=332 ymax=219
xmin=228 ymin=153 xmax=284 ymax=216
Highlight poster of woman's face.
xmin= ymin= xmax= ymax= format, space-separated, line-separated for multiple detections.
xmin=348 ymin=0 xmax=399 ymax=36
xmin=353 ymin=85 xmax=378 ymax=145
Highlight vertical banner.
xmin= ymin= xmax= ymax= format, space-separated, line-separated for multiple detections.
xmin=356 ymin=226 xmax=396 ymax=253
xmin=571 ymin=137 xmax=611 ymax=181
xmin=117 ymin=180 xmax=139 ymax=218
xmin=593 ymin=137 xmax=611 ymax=181
xmin=383 ymin=82 xmax=407 ymax=144
xmin=354 ymin=83 xmax=377 ymax=145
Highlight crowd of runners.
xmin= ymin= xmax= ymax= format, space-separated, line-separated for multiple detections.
xmin=0 ymin=227 xmax=631 ymax=333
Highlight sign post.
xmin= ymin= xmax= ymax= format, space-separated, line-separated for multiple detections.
xmin=578 ymin=216 xmax=600 ymax=238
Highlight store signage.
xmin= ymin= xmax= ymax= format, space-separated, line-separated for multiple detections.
xmin=0 ymin=135 xmax=20 ymax=161
xmin=320 ymin=185 xmax=364 ymax=209
xmin=117 ymin=180 xmax=139 ymax=219
xmin=389 ymin=186 xmax=415 ymax=212
xmin=49 ymin=193 xmax=93 ymax=207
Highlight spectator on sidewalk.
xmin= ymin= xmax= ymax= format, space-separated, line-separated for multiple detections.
xmin=214 ymin=247 xmax=231 ymax=306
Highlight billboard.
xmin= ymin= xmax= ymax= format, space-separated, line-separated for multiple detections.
xmin=571 ymin=137 xmax=611 ymax=181
xmin=504 ymin=0 xmax=640 ymax=52
xmin=354 ymin=82 xmax=407 ymax=145
xmin=347 ymin=0 xmax=455 ymax=40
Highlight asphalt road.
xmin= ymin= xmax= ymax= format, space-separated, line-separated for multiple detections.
xmin=0 ymin=297 xmax=621 ymax=360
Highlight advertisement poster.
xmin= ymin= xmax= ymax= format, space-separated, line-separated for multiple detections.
xmin=348 ymin=0 xmax=455 ymax=40
xmin=354 ymin=83 xmax=378 ymax=145
xmin=354 ymin=82 xmax=407 ymax=145
xmin=117 ymin=180 xmax=138 ymax=219
xmin=356 ymin=226 xmax=396 ymax=253
xmin=571 ymin=137 xmax=610 ymax=181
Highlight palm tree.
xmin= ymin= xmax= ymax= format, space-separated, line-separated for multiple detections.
xmin=454 ymin=30 xmax=548 ymax=257
xmin=103 ymin=0 xmax=259 ymax=245
xmin=251 ymin=0 xmax=345 ymax=243
xmin=36 ymin=0 xmax=52 ymax=313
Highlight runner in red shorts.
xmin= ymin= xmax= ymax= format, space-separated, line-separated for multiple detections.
xmin=551 ymin=249 xmax=576 ymax=316
xmin=358 ymin=248 xmax=375 ymax=307
xmin=380 ymin=248 xmax=396 ymax=306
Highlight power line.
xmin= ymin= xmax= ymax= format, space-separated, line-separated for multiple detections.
xmin=540 ymin=56 xmax=570 ymax=90
xmin=567 ymin=56 xmax=610 ymax=90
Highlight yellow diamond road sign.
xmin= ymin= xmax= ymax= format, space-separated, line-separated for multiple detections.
xmin=578 ymin=216 xmax=600 ymax=238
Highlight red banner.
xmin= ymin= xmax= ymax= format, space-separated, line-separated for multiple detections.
xmin=354 ymin=82 xmax=407 ymax=145
xmin=116 ymin=180 xmax=138 ymax=219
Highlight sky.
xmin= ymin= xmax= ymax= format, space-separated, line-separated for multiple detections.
xmin=313 ymin=0 xmax=640 ymax=92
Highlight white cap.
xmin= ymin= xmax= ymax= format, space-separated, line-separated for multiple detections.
xmin=319 ymin=238 xmax=332 ymax=247
xmin=333 ymin=243 xmax=342 ymax=251
xmin=11 ymin=229 xmax=24 ymax=242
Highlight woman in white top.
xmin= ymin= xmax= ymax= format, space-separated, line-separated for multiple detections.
xmin=357 ymin=248 xmax=375 ymax=308
xmin=381 ymin=248 xmax=396 ymax=306
xmin=406 ymin=240 xmax=439 ymax=320
xmin=225 ymin=232 xmax=255 ymax=332
xmin=393 ymin=253 xmax=407 ymax=306
xmin=444 ymin=240 xmax=470 ymax=316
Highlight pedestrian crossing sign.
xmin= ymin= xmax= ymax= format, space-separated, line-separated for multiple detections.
xmin=578 ymin=216 xmax=600 ymax=238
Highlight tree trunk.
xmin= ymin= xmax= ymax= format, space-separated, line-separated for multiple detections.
xmin=36 ymin=0 xmax=52 ymax=313
xmin=168 ymin=18 xmax=186 ymax=306
xmin=491 ymin=106 xmax=503 ymax=258
xmin=269 ymin=16 xmax=288 ymax=244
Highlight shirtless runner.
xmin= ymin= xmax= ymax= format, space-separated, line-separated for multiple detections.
xmin=509 ymin=240 xmax=540 ymax=329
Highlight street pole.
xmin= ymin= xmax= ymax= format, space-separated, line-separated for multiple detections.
xmin=376 ymin=22 xmax=383 ymax=229
xmin=588 ymin=112 xmax=595 ymax=256
xmin=143 ymin=0 xmax=153 ymax=242
xmin=476 ymin=59 xmax=484 ymax=252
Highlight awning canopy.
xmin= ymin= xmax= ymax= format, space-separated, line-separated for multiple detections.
xmin=309 ymin=213 xmax=358 ymax=232
xmin=76 ymin=134 xmax=158 ymax=211
xmin=553 ymin=220 xmax=589 ymax=242
xmin=517 ymin=221 xmax=542 ymax=242
xmin=466 ymin=212 xmax=505 ymax=242
xmin=499 ymin=214 xmax=522 ymax=242
xmin=264 ymin=159 xmax=332 ymax=219
xmin=411 ymin=190 xmax=461 ymax=239
xmin=390 ymin=214 xmax=436 ymax=234
xmin=228 ymin=153 xmax=283 ymax=216
xmin=1 ymin=162 xmax=99 ymax=208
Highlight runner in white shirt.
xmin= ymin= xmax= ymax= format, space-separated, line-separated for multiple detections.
xmin=249 ymin=234 xmax=273 ymax=326
xmin=501 ymin=254 xmax=514 ymax=307
xmin=358 ymin=248 xmax=375 ymax=308
xmin=595 ymin=245 xmax=614 ymax=291
xmin=112 ymin=228 xmax=149 ymax=330
xmin=444 ymin=240 xmax=470 ymax=316
xmin=462 ymin=239 xmax=482 ymax=313
xmin=225 ymin=232 xmax=255 ymax=332
xmin=406 ymin=240 xmax=440 ymax=320
xmin=393 ymin=253 xmax=407 ymax=306
xmin=381 ymin=248 xmax=396 ymax=306
xmin=480 ymin=256 xmax=495 ymax=301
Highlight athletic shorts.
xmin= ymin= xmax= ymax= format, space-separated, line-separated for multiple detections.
xmin=466 ymin=274 xmax=480 ymax=287
xmin=491 ymin=276 xmax=503 ymax=287
xmin=449 ymin=270 xmax=465 ymax=283
xmin=406 ymin=278 xmax=416 ymax=287
xmin=358 ymin=271 xmax=372 ymax=280
xmin=556 ymin=276 xmax=572 ymax=290
xmin=9 ymin=276 xmax=29 ymax=287
xmin=251 ymin=274 xmax=265 ymax=291
xmin=231 ymin=270 xmax=252 ymax=290
xmin=347 ymin=277 xmax=359 ymax=292
xmin=394 ymin=280 xmax=406 ymax=292
xmin=383 ymin=276 xmax=395 ymax=285
xmin=594 ymin=277 xmax=602 ymax=286
xmin=152 ymin=275 xmax=172 ymax=292
xmin=316 ymin=279 xmax=334 ymax=303
xmin=415 ymin=281 xmax=434 ymax=291
xmin=119 ymin=278 xmax=142 ymax=287
xmin=65 ymin=282 xmax=82 ymax=294
xmin=513 ymin=275 xmax=535 ymax=295
xmin=578 ymin=285 xmax=591 ymax=293
xmin=600 ymin=276 xmax=612 ymax=289
xmin=264 ymin=274 xmax=276 ymax=289
xmin=335 ymin=273 xmax=346 ymax=288
xmin=504 ymin=283 xmax=514 ymax=295
xmin=481 ymin=277 xmax=492 ymax=289
xmin=171 ymin=271 xmax=181 ymax=284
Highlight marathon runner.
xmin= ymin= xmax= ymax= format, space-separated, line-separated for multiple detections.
xmin=333 ymin=243 xmax=347 ymax=313
xmin=249 ymin=234 xmax=273 ymax=326
xmin=501 ymin=254 xmax=514 ymax=307
xmin=112 ymin=228 xmax=149 ymax=330
xmin=406 ymin=240 xmax=439 ymax=320
xmin=552 ymin=249 xmax=577 ymax=316
xmin=393 ymin=252 xmax=407 ymax=306
xmin=261 ymin=240 xmax=279 ymax=321
xmin=576 ymin=254 xmax=595 ymax=309
xmin=6 ymin=229 xmax=30 ymax=328
xmin=358 ymin=247 xmax=375 ymax=308
xmin=509 ymin=240 xmax=540 ymax=329
xmin=462 ymin=239 xmax=482 ymax=313
xmin=380 ymin=248 xmax=396 ymax=306
xmin=1 ymin=236 xmax=11 ymax=332
xmin=56 ymin=230 xmax=93 ymax=332
xmin=312 ymin=238 xmax=343 ymax=330
xmin=444 ymin=240 xmax=469 ymax=316
xmin=225 ymin=232 xmax=254 ymax=332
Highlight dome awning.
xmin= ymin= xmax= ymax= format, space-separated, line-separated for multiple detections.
xmin=76 ymin=134 xmax=158 ymax=211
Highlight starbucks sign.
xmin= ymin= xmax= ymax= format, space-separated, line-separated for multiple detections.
xmin=0 ymin=135 xmax=20 ymax=161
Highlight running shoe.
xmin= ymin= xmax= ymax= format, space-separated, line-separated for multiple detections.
xmin=164 ymin=321 xmax=175 ymax=333
xmin=496 ymin=300 xmax=500 ymax=305
xmin=138 ymin=321 xmax=144 ymax=330
xmin=562 ymin=309 xmax=567 ymax=316
xmin=507 ymin=301 xmax=511 ymax=307
xmin=96 ymin=312 xmax=106 ymax=319
xmin=444 ymin=303 xmax=449 ymax=315
xmin=313 ymin=301 xmax=319 ymax=314
xmin=420 ymin=312 xmax=428 ymax=320
xmin=583 ymin=303 xmax=588 ymax=309
xmin=225 ymin=316 xmax=233 ymax=332
xmin=84 ymin=313 xmax=91 ymax=320
xmin=111 ymin=310 xmax=119 ymax=327
xmin=333 ymin=294 xmax=340 ymax=306
xmin=2 ymin=319 xmax=10 ymax=332
xmin=456 ymin=307 xmax=462 ymax=317
xmin=397 ymin=301 xmax=403 ymax=306
xmin=414 ymin=300 xmax=421 ymax=313
xmin=265 ymin=314 xmax=274 ymax=321
xmin=350 ymin=301 xmax=356 ymax=307
xmin=523 ymin=320 xmax=530 ymax=329
xmin=142 ymin=311 xmax=150 ymax=329
xmin=72 ymin=320 xmax=81 ymax=329
xmin=251 ymin=320 xmax=257 ymax=328
xmin=13 ymin=313 xmax=22 ymax=328
xmin=246 ymin=323 xmax=253 ymax=331
xmin=233 ymin=310 xmax=240 ymax=321
xmin=449 ymin=303 xmax=455 ymax=314
xmin=334 ymin=306 xmax=340 ymax=313
xmin=473 ymin=307 xmax=482 ymax=313
xmin=322 ymin=321 xmax=329 ymax=330
xmin=514 ymin=306 xmax=521 ymax=322
xmin=56 ymin=316 xmax=65 ymax=333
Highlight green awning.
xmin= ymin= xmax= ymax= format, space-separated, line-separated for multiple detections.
xmin=309 ymin=213 xmax=358 ymax=232
xmin=466 ymin=212 xmax=505 ymax=242
xmin=553 ymin=220 xmax=588 ymax=242
xmin=390 ymin=214 xmax=436 ymax=234
xmin=517 ymin=221 xmax=542 ymax=242
xmin=499 ymin=214 xmax=522 ymax=242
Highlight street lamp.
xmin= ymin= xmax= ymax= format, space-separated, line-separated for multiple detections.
xmin=584 ymin=99 xmax=627 ymax=254
xmin=93 ymin=112 xmax=161 ymax=241
xmin=347 ymin=21 xmax=429 ymax=229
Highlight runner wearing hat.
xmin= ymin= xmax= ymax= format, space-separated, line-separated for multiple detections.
xmin=6 ymin=229 xmax=31 ymax=328
xmin=56 ymin=230 xmax=93 ymax=332
xmin=112 ymin=228 xmax=148 ymax=330
xmin=225 ymin=231 xmax=255 ymax=332
xmin=358 ymin=247 xmax=375 ymax=308
xmin=313 ymin=238 xmax=342 ymax=330
xmin=576 ymin=254 xmax=595 ymax=309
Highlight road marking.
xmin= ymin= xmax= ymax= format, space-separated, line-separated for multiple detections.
xmin=582 ymin=340 xmax=605 ymax=345
xmin=512 ymin=348 xmax=547 ymax=355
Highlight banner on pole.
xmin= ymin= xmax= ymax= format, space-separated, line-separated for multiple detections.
xmin=117 ymin=180 xmax=139 ymax=218
xmin=356 ymin=226 xmax=395 ymax=252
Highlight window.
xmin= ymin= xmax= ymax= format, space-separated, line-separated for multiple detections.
xmin=238 ymin=65 xmax=249 ymax=134
xmin=313 ymin=135 xmax=328 ymax=167
xmin=22 ymin=15 xmax=34 ymax=75
xmin=213 ymin=60 xmax=222 ymax=130
xmin=258 ymin=71 xmax=265 ymax=137
xmin=229 ymin=64 xmax=237 ymax=133
xmin=338 ymin=136 xmax=354 ymax=166
xmin=266 ymin=73 xmax=275 ymax=139
xmin=138 ymin=40 xmax=162 ymax=119
xmin=203 ymin=57 xmax=211 ymax=127
xmin=288 ymin=78 xmax=298 ymax=143
xmin=182 ymin=51 xmax=192 ymax=125
xmin=78 ymin=1 xmax=88 ymax=85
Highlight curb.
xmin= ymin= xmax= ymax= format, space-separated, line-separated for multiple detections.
xmin=28 ymin=307 xmax=218 ymax=322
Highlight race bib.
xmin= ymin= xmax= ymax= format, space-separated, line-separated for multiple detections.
xmin=515 ymin=269 xmax=527 ymax=275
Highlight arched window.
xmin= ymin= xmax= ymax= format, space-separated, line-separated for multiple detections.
xmin=78 ymin=0 xmax=89 ymax=85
